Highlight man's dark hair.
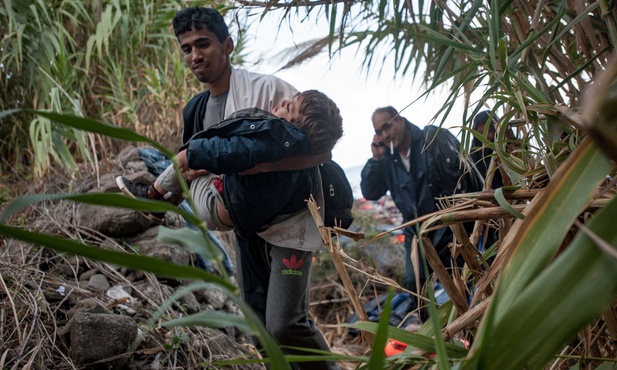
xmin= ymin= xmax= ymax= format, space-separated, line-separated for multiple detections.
xmin=473 ymin=110 xmax=497 ymax=132
xmin=292 ymin=90 xmax=343 ymax=155
xmin=172 ymin=7 xmax=230 ymax=42
xmin=372 ymin=106 xmax=399 ymax=119
xmin=472 ymin=110 xmax=516 ymax=140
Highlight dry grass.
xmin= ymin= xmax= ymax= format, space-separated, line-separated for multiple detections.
xmin=0 ymin=235 xmax=264 ymax=369
xmin=1 ymin=146 xmax=616 ymax=369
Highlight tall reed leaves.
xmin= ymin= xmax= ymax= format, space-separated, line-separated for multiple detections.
xmin=465 ymin=140 xmax=616 ymax=370
xmin=482 ymin=195 xmax=617 ymax=369
xmin=493 ymin=139 xmax=613 ymax=320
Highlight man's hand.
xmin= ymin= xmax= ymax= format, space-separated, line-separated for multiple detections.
xmin=371 ymin=135 xmax=387 ymax=160
xmin=182 ymin=168 xmax=209 ymax=182
xmin=240 ymin=152 xmax=331 ymax=175
xmin=176 ymin=149 xmax=209 ymax=182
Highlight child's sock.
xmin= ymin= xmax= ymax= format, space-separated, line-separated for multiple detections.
xmin=147 ymin=185 xmax=164 ymax=200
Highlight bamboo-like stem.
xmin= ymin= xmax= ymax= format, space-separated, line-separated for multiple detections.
xmin=441 ymin=299 xmax=490 ymax=341
xmin=599 ymin=0 xmax=617 ymax=49
xmin=422 ymin=238 xmax=469 ymax=315
xmin=307 ymin=196 xmax=373 ymax=345
xmin=603 ymin=302 xmax=617 ymax=342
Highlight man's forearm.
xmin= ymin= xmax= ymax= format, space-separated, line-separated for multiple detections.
xmin=360 ymin=159 xmax=388 ymax=200
xmin=241 ymin=152 xmax=332 ymax=175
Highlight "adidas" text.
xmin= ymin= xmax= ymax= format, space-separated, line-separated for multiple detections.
xmin=281 ymin=269 xmax=303 ymax=276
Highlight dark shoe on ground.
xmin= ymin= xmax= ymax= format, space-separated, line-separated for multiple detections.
xmin=115 ymin=176 xmax=165 ymax=224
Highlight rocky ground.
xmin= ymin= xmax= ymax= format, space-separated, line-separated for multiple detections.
xmin=0 ymin=146 xmax=409 ymax=369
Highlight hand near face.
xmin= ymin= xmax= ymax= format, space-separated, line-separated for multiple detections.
xmin=371 ymin=135 xmax=387 ymax=160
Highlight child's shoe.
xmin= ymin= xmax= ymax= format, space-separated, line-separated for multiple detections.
xmin=115 ymin=176 xmax=165 ymax=224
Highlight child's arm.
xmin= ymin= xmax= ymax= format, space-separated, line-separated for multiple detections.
xmin=239 ymin=151 xmax=331 ymax=175
xmin=177 ymin=149 xmax=209 ymax=181
xmin=187 ymin=129 xmax=307 ymax=174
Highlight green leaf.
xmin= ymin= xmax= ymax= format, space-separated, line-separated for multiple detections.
xmin=494 ymin=140 xmax=613 ymax=320
xmin=0 ymin=224 xmax=234 ymax=290
xmin=23 ymin=110 xmax=174 ymax=159
xmin=163 ymin=310 xmax=252 ymax=333
xmin=468 ymin=141 xmax=615 ymax=369
xmin=494 ymin=187 xmax=525 ymax=220
xmin=0 ymin=108 xmax=20 ymax=119
xmin=0 ymin=193 xmax=201 ymax=226
xmin=367 ymin=289 xmax=392 ymax=369
xmin=345 ymin=322 xmax=468 ymax=359
xmin=155 ymin=281 xmax=291 ymax=370
xmin=157 ymin=226 xmax=221 ymax=261
xmin=477 ymin=195 xmax=617 ymax=370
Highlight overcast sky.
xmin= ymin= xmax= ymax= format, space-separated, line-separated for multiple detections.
xmin=238 ymin=10 xmax=467 ymax=171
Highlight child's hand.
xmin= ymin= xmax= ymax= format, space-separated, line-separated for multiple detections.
xmin=177 ymin=149 xmax=209 ymax=182
xmin=177 ymin=150 xmax=189 ymax=171
xmin=182 ymin=168 xmax=209 ymax=182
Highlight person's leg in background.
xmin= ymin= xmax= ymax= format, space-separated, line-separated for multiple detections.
xmin=403 ymin=236 xmax=429 ymax=321
xmin=234 ymin=232 xmax=270 ymax=323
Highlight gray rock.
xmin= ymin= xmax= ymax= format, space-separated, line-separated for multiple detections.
xmin=133 ymin=282 xmax=175 ymax=307
xmin=65 ymin=255 xmax=82 ymax=266
xmin=193 ymin=286 xmax=227 ymax=311
xmin=178 ymin=290 xmax=201 ymax=314
xmin=125 ymin=270 xmax=145 ymax=282
xmin=60 ymin=301 xmax=110 ymax=336
xmin=115 ymin=171 xmax=157 ymax=187
xmin=53 ymin=261 xmax=83 ymax=278
xmin=79 ymin=268 xmax=100 ymax=281
xmin=77 ymin=173 xmax=117 ymax=193
xmin=224 ymin=300 xmax=242 ymax=316
xmin=191 ymin=327 xmax=262 ymax=370
xmin=87 ymin=274 xmax=111 ymax=292
xmin=125 ymin=160 xmax=149 ymax=174
xmin=76 ymin=203 xmax=154 ymax=237
xmin=70 ymin=312 xmax=137 ymax=366
xmin=73 ymin=170 xmax=161 ymax=237
xmin=128 ymin=226 xmax=191 ymax=266
xmin=116 ymin=146 xmax=142 ymax=168
xmin=67 ymin=299 xmax=109 ymax=320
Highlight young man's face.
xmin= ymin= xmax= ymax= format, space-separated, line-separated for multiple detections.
xmin=372 ymin=111 xmax=406 ymax=150
xmin=475 ymin=122 xmax=496 ymax=142
xmin=178 ymin=27 xmax=233 ymax=86
xmin=271 ymin=96 xmax=303 ymax=122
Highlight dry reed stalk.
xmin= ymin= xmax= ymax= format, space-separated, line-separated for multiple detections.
xmin=341 ymin=262 xmax=404 ymax=292
xmin=420 ymin=238 xmax=468 ymax=314
xmin=364 ymin=202 xmax=527 ymax=247
xmin=443 ymin=188 xmax=541 ymax=201
xmin=0 ymin=352 xmax=6 ymax=369
xmin=603 ymin=303 xmax=617 ymax=342
xmin=441 ymin=298 xmax=490 ymax=342
xmin=450 ymin=222 xmax=490 ymax=292
xmin=0 ymin=257 xmax=58 ymax=369
xmin=0 ymin=274 xmax=22 ymax=344
xmin=307 ymin=196 xmax=372 ymax=346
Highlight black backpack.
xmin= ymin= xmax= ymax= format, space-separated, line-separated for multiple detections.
xmin=319 ymin=160 xmax=354 ymax=229
xmin=423 ymin=125 xmax=484 ymax=197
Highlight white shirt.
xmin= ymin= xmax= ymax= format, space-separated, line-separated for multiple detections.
xmin=225 ymin=68 xmax=299 ymax=118
xmin=225 ymin=68 xmax=325 ymax=251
